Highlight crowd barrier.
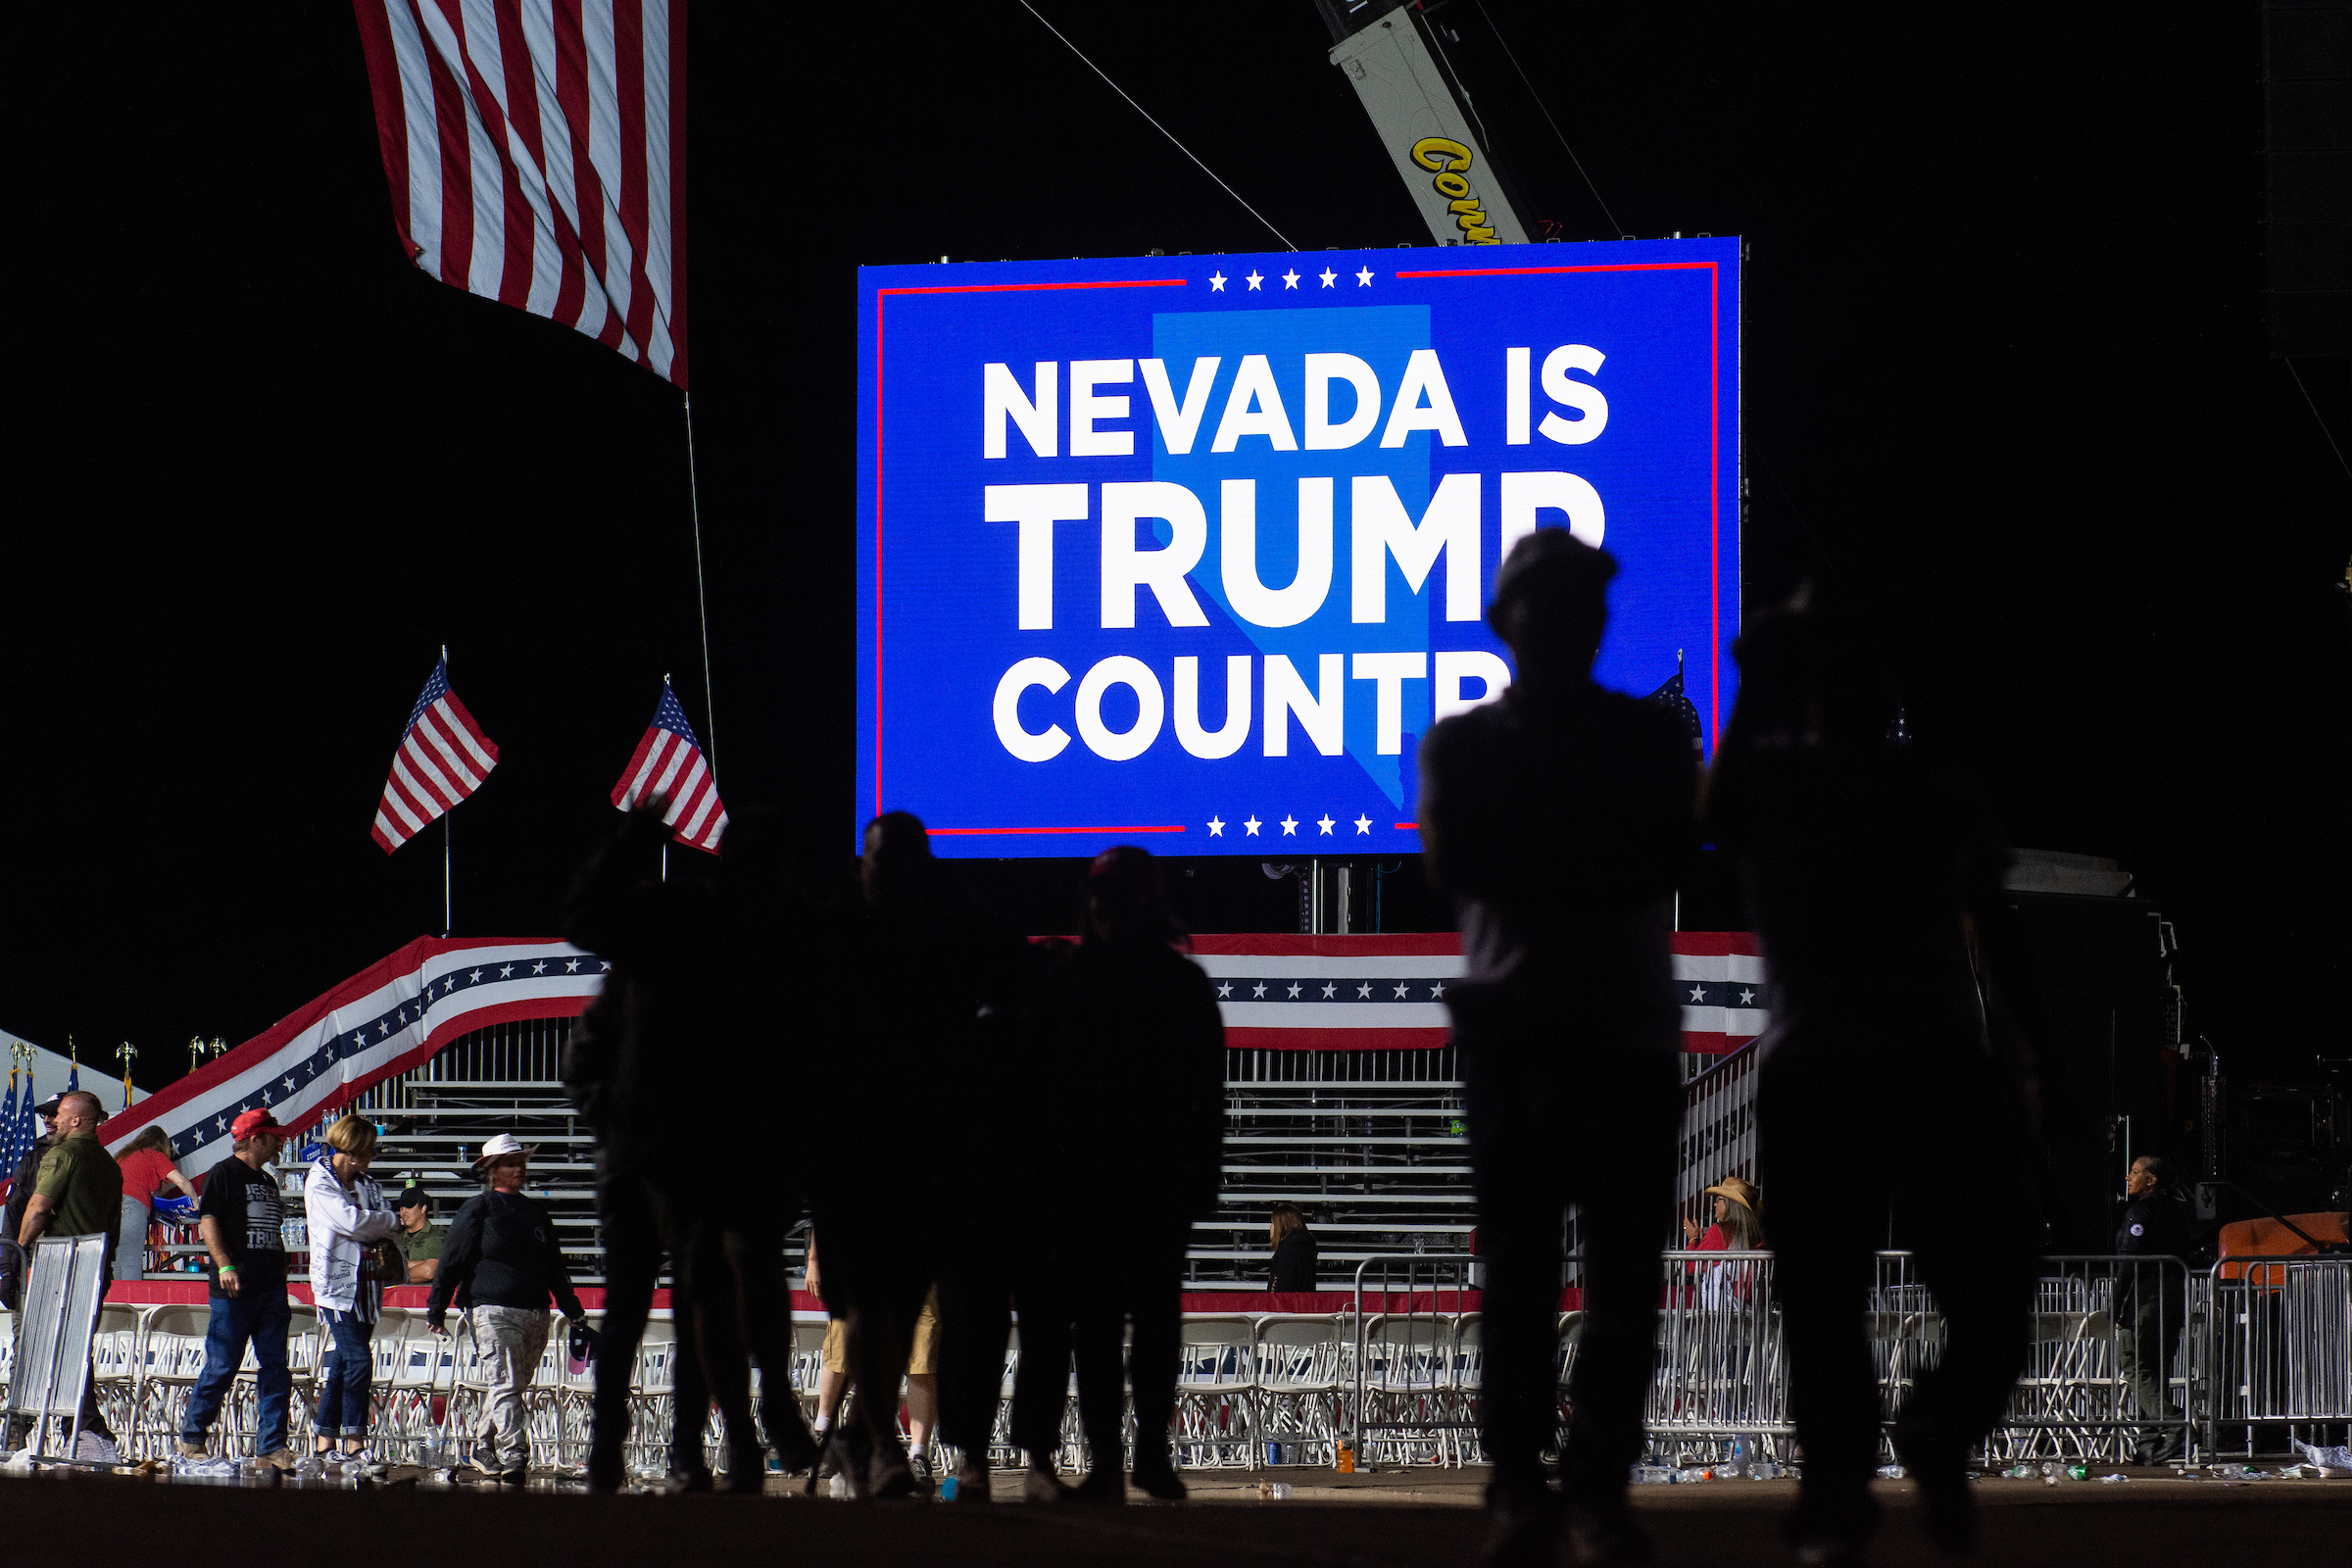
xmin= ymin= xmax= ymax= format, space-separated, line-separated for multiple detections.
xmin=4 ymin=1252 xmax=2340 ymax=1472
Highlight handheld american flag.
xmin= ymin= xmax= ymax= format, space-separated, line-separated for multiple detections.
xmin=349 ymin=0 xmax=688 ymax=387
xmin=372 ymin=655 xmax=501 ymax=854
xmin=612 ymin=680 xmax=725 ymax=853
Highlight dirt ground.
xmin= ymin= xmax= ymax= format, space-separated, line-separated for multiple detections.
xmin=27 ymin=1461 xmax=2352 ymax=1565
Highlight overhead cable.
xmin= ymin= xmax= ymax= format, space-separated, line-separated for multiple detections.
xmin=1016 ymin=2 xmax=1298 ymax=251
xmin=1472 ymin=0 xmax=1623 ymax=237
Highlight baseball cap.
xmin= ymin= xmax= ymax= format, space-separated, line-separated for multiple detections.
xmin=33 ymin=1093 xmax=65 ymax=1119
xmin=230 ymin=1107 xmax=294 ymax=1142
xmin=394 ymin=1185 xmax=431 ymax=1209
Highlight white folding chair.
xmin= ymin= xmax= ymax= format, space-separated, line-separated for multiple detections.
xmin=1170 ymin=1314 xmax=1255 ymax=1468
xmin=1252 ymin=1314 xmax=1345 ymax=1466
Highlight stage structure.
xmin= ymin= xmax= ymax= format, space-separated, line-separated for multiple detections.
xmin=856 ymin=239 xmax=1740 ymax=858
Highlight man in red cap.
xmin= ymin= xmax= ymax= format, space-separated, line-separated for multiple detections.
xmin=178 ymin=1107 xmax=300 ymax=1470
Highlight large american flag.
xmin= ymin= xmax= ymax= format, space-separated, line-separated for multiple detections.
xmin=372 ymin=656 xmax=501 ymax=854
xmin=350 ymin=0 xmax=687 ymax=387
xmin=611 ymin=679 xmax=725 ymax=853
xmin=1196 ymin=933 xmax=1766 ymax=1053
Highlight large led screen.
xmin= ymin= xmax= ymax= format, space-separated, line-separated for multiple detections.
xmin=856 ymin=238 xmax=1740 ymax=857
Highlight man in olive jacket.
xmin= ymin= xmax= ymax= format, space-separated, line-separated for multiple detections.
xmin=15 ymin=1090 xmax=123 ymax=1452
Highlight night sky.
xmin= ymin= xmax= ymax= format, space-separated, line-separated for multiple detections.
xmin=5 ymin=4 xmax=2346 ymax=1092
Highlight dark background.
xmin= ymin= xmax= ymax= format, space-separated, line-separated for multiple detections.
xmin=5 ymin=3 xmax=2346 ymax=1095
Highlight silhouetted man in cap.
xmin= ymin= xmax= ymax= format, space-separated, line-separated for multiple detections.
xmin=1420 ymin=529 xmax=1697 ymax=1565
xmin=1706 ymin=590 xmax=2040 ymax=1562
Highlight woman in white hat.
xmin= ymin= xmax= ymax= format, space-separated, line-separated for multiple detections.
xmin=425 ymin=1132 xmax=586 ymax=1484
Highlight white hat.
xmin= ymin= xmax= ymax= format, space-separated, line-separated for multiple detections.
xmin=471 ymin=1133 xmax=537 ymax=1167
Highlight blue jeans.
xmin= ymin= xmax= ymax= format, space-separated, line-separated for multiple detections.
xmin=315 ymin=1309 xmax=375 ymax=1440
xmin=180 ymin=1289 xmax=292 ymax=1456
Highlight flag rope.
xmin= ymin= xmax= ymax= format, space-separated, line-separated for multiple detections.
xmin=684 ymin=391 xmax=717 ymax=783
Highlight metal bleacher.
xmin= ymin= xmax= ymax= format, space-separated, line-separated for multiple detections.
xmin=173 ymin=1019 xmax=1737 ymax=1297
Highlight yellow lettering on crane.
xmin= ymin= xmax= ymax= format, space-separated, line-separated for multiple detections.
xmin=1408 ymin=137 xmax=1501 ymax=244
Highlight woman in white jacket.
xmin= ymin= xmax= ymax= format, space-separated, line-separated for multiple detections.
xmin=306 ymin=1112 xmax=401 ymax=1471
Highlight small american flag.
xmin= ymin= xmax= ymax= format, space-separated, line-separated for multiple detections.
xmin=611 ymin=680 xmax=726 ymax=854
xmin=371 ymin=655 xmax=501 ymax=854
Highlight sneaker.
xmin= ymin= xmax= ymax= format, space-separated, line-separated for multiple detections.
xmin=71 ymin=1431 xmax=121 ymax=1466
xmin=908 ymin=1448 xmax=937 ymax=1498
xmin=342 ymin=1448 xmax=389 ymax=1478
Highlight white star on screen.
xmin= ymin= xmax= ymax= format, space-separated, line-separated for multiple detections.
xmin=1216 ymin=982 xmax=1233 ymax=998
xmin=1246 ymin=270 xmax=1264 ymax=290
xmin=1690 ymin=985 xmax=1707 ymax=1003
xmin=1281 ymin=270 xmax=1299 ymax=288
xmin=1252 ymin=982 xmax=1268 ymax=998
xmin=1354 ymin=814 xmax=1372 ymax=834
xmin=1244 ymin=815 xmax=1262 ymax=836
xmin=1321 ymin=983 xmax=1337 ymax=999
xmin=1739 ymin=988 xmax=1755 ymax=1004
xmin=1209 ymin=271 xmax=1227 ymax=291
xmin=1286 ymin=982 xmax=1302 ymax=999
xmin=1280 ymin=814 xmax=1298 ymax=835
xmin=1318 ymin=268 xmax=1337 ymax=287
xmin=1355 ymin=266 xmax=1374 ymax=285
xmin=1316 ymin=814 xmax=1335 ymax=835
xmin=1207 ymin=816 xmax=1225 ymax=836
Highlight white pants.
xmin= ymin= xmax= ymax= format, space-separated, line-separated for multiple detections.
xmin=472 ymin=1305 xmax=550 ymax=1469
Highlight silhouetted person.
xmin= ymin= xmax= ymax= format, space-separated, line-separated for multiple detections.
xmin=819 ymin=810 xmax=1030 ymax=1498
xmin=1268 ymin=1202 xmax=1318 ymax=1293
xmin=1419 ymin=529 xmax=1696 ymax=1566
xmin=1706 ymin=590 xmax=2041 ymax=1560
xmin=2115 ymin=1154 xmax=2192 ymax=1463
xmin=563 ymin=806 xmax=726 ymax=1493
xmin=1010 ymin=847 xmax=1222 ymax=1503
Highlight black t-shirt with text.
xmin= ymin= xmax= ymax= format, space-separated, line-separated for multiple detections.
xmin=197 ymin=1156 xmax=287 ymax=1297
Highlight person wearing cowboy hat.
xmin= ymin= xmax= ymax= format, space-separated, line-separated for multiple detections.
xmin=425 ymin=1132 xmax=585 ymax=1484
xmin=1683 ymin=1177 xmax=1767 ymax=1252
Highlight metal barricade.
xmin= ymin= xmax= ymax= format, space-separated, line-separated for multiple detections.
xmin=1643 ymin=1249 xmax=1790 ymax=1463
xmin=4 ymin=1234 xmax=112 ymax=1459
xmin=2203 ymin=1254 xmax=2352 ymax=1458
xmin=1870 ymin=1253 xmax=2193 ymax=1464
xmin=1349 ymin=1253 xmax=1477 ymax=1465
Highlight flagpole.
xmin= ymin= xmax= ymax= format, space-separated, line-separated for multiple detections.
xmin=682 ymin=392 xmax=718 ymax=780
xmin=442 ymin=643 xmax=453 ymax=936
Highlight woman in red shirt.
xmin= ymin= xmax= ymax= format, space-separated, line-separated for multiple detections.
xmin=115 ymin=1124 xmax=198 ymax=1281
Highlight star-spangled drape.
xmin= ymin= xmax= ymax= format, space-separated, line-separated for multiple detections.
xmin=107 ymin=937 xmax=602 ymax=1177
